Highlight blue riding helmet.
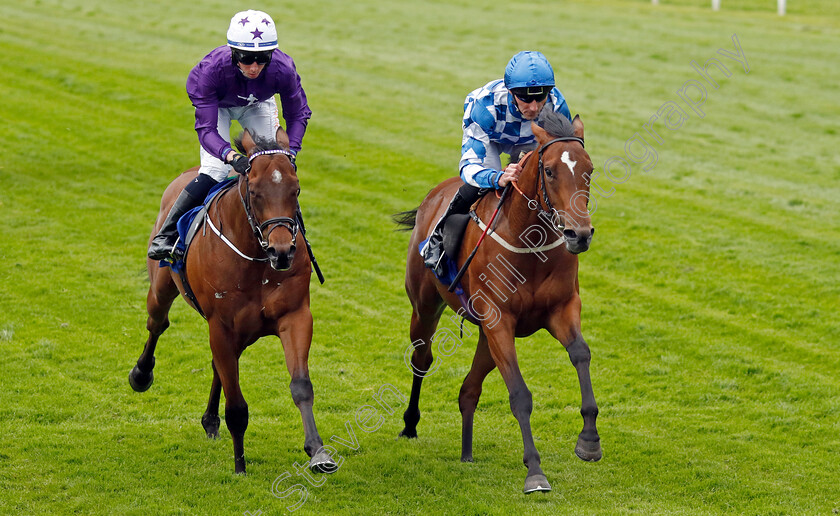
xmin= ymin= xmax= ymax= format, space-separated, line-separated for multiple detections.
xmin=504 ymin=51 xmax=555 ymax=90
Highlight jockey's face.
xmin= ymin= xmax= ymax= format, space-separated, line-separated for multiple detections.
xmin=237 ymin=61 xmax=266 ymax=80
xmin=513 ymin=96 xmax=547 ymax=120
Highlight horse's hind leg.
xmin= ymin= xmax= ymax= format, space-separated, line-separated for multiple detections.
xmin=129 ymin=267 xmax=179 ymax=392
xmin=399 ymin=302 xmax=444 ymax=439
xmin=278 ymin=308 xmax=335 ymax=473
xmin=458 ymin=329 xmax=496 ymax=462
xmin=201 ymin=361 xmax=222 ymax=439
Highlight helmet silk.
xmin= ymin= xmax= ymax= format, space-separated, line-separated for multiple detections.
xmin=504 ymin=51 xmax=555 ymax=90
xmin=227 ymin=10 xmax=278 ymax=51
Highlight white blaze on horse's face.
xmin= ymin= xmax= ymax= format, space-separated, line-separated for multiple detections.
xmin=272 ymin=169 xmax=283 ymax=184
xmin=561 ymin=151 xmax=577 ymax=177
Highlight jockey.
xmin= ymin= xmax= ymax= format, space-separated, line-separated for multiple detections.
xmin=422 ymin=51 xmax=572 ymax=275
xmin=149 ymin=9 xmax=311 ymax=260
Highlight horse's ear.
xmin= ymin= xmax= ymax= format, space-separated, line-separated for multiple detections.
xmin=275 ymin=127 xmax=290 ymax=150
xmin=571 ymin=115 xmax=584 ymax=140
xmin=236 ymin=130 xmax=256 ymax=155
xmin=531 ymin=122 xmax=549 ymax=143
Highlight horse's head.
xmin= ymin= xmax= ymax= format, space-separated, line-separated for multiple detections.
xmin=531 ymin=112 xmax=594 ymax=254
xmin=235 ymin=130 xmax=300 ymax=271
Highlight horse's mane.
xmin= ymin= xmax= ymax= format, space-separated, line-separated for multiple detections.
xmin=233 ymin=131 xmax=290 ymax=154
xmin=537 ymin=109 xmax=577 ymax=139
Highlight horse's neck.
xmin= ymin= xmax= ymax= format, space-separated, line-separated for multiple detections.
xmin=212 ymin=181 xmax=260 ymax=252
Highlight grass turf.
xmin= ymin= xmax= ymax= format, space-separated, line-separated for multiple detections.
xmin=0 ymin=0 xmax=838 ymax=514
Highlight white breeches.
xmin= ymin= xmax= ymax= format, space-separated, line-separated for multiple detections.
xmin=198 ymin=97 xmax=281 ymax=182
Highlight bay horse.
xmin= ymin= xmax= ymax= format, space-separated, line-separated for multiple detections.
xmin=129 ymin=130 xmax=334 ymax=475
xmin=395 ymin=111 xmax=601 ymax=493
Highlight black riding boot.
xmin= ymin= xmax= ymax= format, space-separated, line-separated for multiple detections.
xmin=147 ymin=174 xmax=218 ymax=260
xmin=423 ymin=183 xmax=481 ymax=275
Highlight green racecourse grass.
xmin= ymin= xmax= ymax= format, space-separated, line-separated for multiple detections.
xmin=1 ymin=0 xmax=839 ymax=514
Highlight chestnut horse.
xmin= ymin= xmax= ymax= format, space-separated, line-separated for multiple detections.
xmin=129 ymin=131 xmax=334 ymax=475
xmin=395 ymin=112 xmax=601 ymax=493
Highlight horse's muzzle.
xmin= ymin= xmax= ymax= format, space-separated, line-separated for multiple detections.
xmin=564 ymin=227 xmax=594 ymax=255
xmin=266 ymin=244 xmax=296 ymax=271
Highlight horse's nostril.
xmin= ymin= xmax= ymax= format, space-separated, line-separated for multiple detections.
xmin=563 ymin=229 xmax=578 ymax=241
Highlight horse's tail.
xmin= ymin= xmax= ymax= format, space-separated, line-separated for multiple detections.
xmin=393 ymin=209 xmax=418 ymax=231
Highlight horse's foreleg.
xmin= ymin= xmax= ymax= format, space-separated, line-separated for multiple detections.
xmin=399 ymin=305 xmax=443 ymax=439
xmin=566 ymin=335 xmax=601 ymax=461
xmin=548 ymin=298 xmax=601 ymax=462
xmin=130 ymin=268 xmax=178 ymax=392
xmin=458 ymin=330 xmax=496 ymax=462
xmin=484 ymin=323 xmax=551 ymax=494
xmin=209 ymin=323 xmax=249 ymax=474
xmin=279 ymin=308 xmax=334 ymax=473
xmin=201 ymin=361 xmax=222 ymax=439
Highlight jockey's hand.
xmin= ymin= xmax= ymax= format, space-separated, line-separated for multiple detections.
xmin=229 ymin=153 xmax=250 ymax=175
xmin=497 ymin=163 xmax=522 ymax=187
xmin=289 ymin=153 xmax=297 ymax=171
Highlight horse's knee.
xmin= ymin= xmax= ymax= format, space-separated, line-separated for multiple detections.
xmin=290 ymin=377 xmax=314 ymax=406
xmin=146 ymin=314 xmax=169 ymax=336
xmin=410 ymin=342 xmax=434 ymax=371
xmin=508 ymin=386 xmax=533 ymax=418
xmin=566 ymin=337 xmax=591 ymax=366
xmin=225 ymin=404 xmax=249 ymax=436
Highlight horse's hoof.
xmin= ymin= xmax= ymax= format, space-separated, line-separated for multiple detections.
xmin=461 ymin=455 xmax=474 ymax=463
xmin=201 ymin=414 xmax=220 ymax=439
xmin=309 ymin=448 xmax=337 ymax=474
xmin=523 ymin=474 xmax=552 ymax=494
xmin=128 ymin=365 xmax=154 ymax=392
xmin=575 ymin=436 xmax=602 ymax=462
xmin=398 ymin=428 xmax=417 ymax=439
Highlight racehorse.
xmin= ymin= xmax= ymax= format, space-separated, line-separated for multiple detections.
xmin=128 ymin=130 xmax=334 ymax=475
xmin=394 ymin=111 xmax=601 ymax=493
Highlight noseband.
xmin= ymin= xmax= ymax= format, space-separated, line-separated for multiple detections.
xmin=239 ymin=149 xmax=299 ymax=253
xmin=533 ymin=136 xmax=585 ymax=229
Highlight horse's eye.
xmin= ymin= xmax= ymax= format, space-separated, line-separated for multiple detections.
xmin=296 ymin=188 xmax=301 ymax=197
xmin=545 ymin=167 xmax=554 ymax=178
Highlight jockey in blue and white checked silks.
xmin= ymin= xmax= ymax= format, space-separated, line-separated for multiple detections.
xmin=149 ymin=9 xmax=311 ymax=261
xmin=422 ymin=51 xmax=572 ymax=275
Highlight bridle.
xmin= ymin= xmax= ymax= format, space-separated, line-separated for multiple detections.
xmin=239 ymin=149 xmax=299 ymax=254
xmin=513 ymin=136 xmax=585 ymax=230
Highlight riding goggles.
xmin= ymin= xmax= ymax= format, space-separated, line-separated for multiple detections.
xmin=511 ymin=86 xmax=551 ymax=104
xmin=233 ymin=49 xmax=273 ymax=65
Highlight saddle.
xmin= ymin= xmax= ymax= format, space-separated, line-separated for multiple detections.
xmin=161 ymin=177 xmax=238 ymax=318
xmin=417 ymin=190 xmax=492 ymax=326
xmin=173 ymin=177 xmax=239 ymax=265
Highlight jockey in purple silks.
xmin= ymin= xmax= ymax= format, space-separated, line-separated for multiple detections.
xmin=149 ymin=9 xmax=311 ymax=261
